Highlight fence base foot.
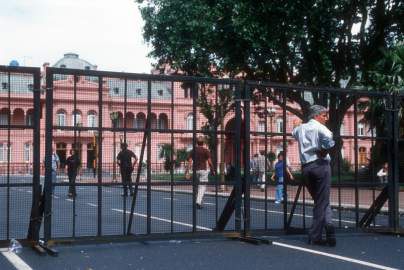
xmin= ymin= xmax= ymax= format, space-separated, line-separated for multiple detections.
xmin=31 ymin=244 xmax=47 ymax=256
xmin=38 ymin=242 xmax=59 ymax=257
xmin=229 ymin=235 xmax=272 ymax=245
xmin=286 ymin=227 xmax=307 ymax=235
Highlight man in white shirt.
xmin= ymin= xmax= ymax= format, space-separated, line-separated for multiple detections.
xmin=292 ymin=105 xmax=336 ymax=247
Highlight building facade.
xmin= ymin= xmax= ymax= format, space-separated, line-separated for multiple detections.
xmin=0 ymin=53 xmax=373 ymax=174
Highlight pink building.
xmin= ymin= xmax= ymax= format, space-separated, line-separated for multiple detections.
xmin=0 ymin=53 xmax=373 ymax=174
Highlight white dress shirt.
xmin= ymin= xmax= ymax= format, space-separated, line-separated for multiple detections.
xmin=292 ymin=119 xmax=335 ymax=165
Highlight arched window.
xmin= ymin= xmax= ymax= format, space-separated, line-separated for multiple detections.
xmin=135 ymin=113 xmax=146 ymax=128
xmin=150 ymin=113 xmax=157 ymax=129
xmin=87 ymin=111 xmax=97 ymax=128
xmin=56 ymin=110 xmax=66 ymax=126
xmin=186 ymin=113 xmax=193 ymax=130
xmin=72 ymin=110 xmax=82 ymax=126
xmin=0 ymin=109 xmax=10 ymax=125
xmin=158 ymin=114 xmax=168 ymax=129
xmin=276 ymin=118 xmax=283 ymax=133
xmin=12 ymin=109 xmax=24 ymax=125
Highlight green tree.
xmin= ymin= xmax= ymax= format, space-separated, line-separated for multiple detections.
xmin=138 ymin=0 xmax=403 ymax=169
xmin=362 ymin=44 xmax=404 ymax=168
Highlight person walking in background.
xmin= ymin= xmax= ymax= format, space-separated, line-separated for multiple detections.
xmin=377 ymin=162 xmax=388 ymax=184
xmin=45 ymin=148 xmax=60 ymax=194
xmin=292 ymin=105 xmax=336 ymax=247
xmin=271 ymin=151 xmax=294 ymax=204
xmin=117 ymin=142 xmax=138 ymax=197
xmin=66 ymin=149 xmax=81 ymax=198
xmin=250 ymin=154 xmax=259 ymax=186
xmin=187 ymin=136 xmax=215 ymax=209
xmin=257 ymin=150 xmax=269 ymax=191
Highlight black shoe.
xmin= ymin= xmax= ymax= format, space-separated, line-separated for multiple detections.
xmin=308 ymin=238 xmax=328 ymax=246
xmin=325 ymin=225 xmax=336 ymax=247
xmin=121 ymin=193 xmax=128 ymax=197
xmin=196 ymin=203 xmax=203 ymax=209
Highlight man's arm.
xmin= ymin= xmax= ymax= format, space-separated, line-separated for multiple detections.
xmin=317 ymin=125 xmax=335 ymax=158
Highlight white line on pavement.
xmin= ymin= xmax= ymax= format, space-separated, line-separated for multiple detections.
xmin=112 ymin=208 xmax=212 ymax=231
xmin=87 ymin=203 xmax=98 ymax=207
xmin=163 ymin=198 xmax=178 ymax=201
xmin=272 ymin=241 xmax=399 ymax=270
xmin=203 ymin=200 xmax=357 ymax=224
xmin=66 ymin=199 xmax=73 ymax=202
xmin=1 ymin=251 xmax=33 ymax=270
xmin=249 ymin=207 xmax=357 ymax=225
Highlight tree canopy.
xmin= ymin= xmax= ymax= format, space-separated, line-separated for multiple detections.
xmin=137 ymin=0 xmax=403 ymax=87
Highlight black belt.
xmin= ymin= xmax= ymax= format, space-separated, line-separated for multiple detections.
xmin=302 ymin=160 xmax=318 ymax=168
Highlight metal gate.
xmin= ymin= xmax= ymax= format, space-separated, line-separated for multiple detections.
xmin=1 ymin=63 xmax=402 ymax=246
xmin=0 ymin=65 xmax=41 ymax=243
xmin=42 ymin=67 xmax=245 ymax=242
xmin=243 ymin=81 xmax=402 ymax=235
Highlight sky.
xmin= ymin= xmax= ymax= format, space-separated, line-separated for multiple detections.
xmin=0 ymin=0 xmax=154 ymax=73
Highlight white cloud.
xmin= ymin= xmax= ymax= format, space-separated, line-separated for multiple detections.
xmin=0 ymin=0 xmax=153 ymax=73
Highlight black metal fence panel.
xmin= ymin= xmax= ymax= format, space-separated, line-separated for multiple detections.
xmin=0 ymin=66 xmax=41 ymax=242
xmin=43 ymin=67 xmax=242 ymax=240
xmin=1 ymin=64 xmax=401 ymax=243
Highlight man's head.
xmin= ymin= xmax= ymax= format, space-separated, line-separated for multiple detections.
xmin=278 ymin=151 xmax=284 ymax=160
xmin=308 ymin=105 xmax=328 ymax=124
xmin=121 ymin=142 xmax=128 ymax=150
xmin=196 ymin=136 xmax=205 ymax=146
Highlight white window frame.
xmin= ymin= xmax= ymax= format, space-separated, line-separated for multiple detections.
xmin=158 ymin=116 xmax=167 ymax=130
xmin=157 ymin=144 xmax=163 ymax=161
xmin=56 ymin=112 xmax=66 ymax=126
xmin=87 ymin=113 xmax=97 ymax=128
xmin=276 ymin=118 xmax=283 ymax=133
xmin=72 ymin=112 xmax=82 ymax=126
xmin=186 ymin=114 xmax=193 ymax=130
xmin=340 ymin=124 xmax=344 ymax=135
xmin=358 ymin=123 xmax=365 ymax=136
xmin=0 ymin=114 xmax=8 ymax=125
xmin=257 ymin=121 xmax=265 ymax=132
xmin=0 ymin=143 xmax=11 ymax=162
xmin=26 ymin=113 xmax=33 ymax=126
xmin=24 ymin=143 xmax=31 ymax=162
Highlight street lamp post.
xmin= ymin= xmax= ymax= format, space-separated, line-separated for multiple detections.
xmin=110 ymin=112 xmax=119 ymax=182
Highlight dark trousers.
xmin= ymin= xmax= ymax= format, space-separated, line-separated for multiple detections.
xmin=121 ymin=169 xmax=133 ymax=195
xmin=302 ymin=159 xmax=332 ymax=241
xmin=68 ymin=173 xmax=77 ymax=196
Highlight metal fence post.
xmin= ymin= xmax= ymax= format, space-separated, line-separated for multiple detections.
xmin=234 ymin=82 xmax=242 ymax=232
xmin=243 ymin=81 xmax=251 ymax=235
xmin=388 ymin=93 xmax=400 ymax=231
xmin=44 ymin=67 xmax=54 ymax=242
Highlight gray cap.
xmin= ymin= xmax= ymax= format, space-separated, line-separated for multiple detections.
xmin=308 ymin=105 xmax=327 ymax=120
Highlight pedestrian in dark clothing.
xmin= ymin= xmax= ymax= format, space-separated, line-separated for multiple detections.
xmin=292 ymin=105 xmax=336 ymax=247
xmin=66 ymin=149 xmax=81 ymax=198
xmin=117 ymin=142 xmax=138 ymax=196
